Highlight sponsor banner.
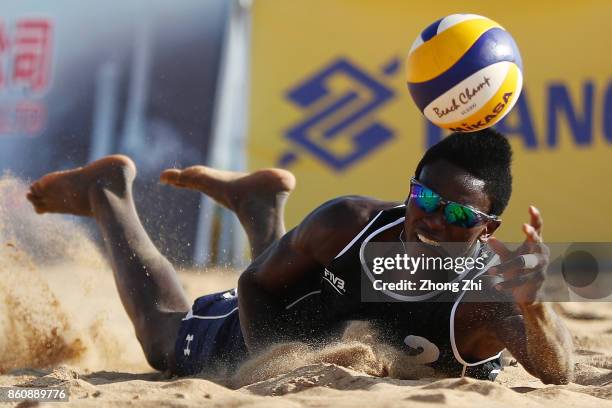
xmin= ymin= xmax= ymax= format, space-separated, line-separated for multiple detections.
xmin=249 ymin=1 xmax=612 ymax=242
xmin=0 ymin=0 xmax=229 ymax=264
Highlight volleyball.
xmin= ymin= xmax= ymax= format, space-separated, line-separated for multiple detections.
xmin=406 ymin=14 xmax=523 ymax=132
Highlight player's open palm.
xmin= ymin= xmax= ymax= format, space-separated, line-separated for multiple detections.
xmin=487 ymin=206 xmax=550 ymax=306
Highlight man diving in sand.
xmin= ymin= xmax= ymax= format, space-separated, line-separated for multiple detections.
xmin=25 ymin=129 xmax=574 ymax=384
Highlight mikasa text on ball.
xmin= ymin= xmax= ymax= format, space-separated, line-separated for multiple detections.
xmin=406 ymin=14 xmax=523 ymax=131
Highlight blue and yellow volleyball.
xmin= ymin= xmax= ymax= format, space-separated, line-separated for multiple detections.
xmin=406 ymin=14 xmax=523 ymax=131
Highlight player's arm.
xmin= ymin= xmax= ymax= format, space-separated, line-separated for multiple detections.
xmin=488 ymin=206 xmax=574 ymax=384
xmin=493 ymin=304 xmax=573 ymax=384
xmin=237 ymin=197 xmax=376 ymax=351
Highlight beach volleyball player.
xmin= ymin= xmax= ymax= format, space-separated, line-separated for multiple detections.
xmin=25 ymin=129 xmax=574 ymax=384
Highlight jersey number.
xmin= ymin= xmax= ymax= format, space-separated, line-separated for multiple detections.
xmin=403 ymin=335 xmax=440 ymax=364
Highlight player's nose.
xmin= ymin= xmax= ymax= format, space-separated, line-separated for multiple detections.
xmin=421 ymin=212 xmax=446 ymax=231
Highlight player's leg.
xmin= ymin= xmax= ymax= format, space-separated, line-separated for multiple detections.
xmin=26 ymin=155 xmax=189 ymax=371
xmin=160 ymin=166 xmax=295 ymax=259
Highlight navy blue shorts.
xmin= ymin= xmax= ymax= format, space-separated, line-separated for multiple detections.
xmin=174 ymin=288 xmax=248 ymax=376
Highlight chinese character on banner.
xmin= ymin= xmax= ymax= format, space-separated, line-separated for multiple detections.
xmin=12 ymin=19 xmax=52 ymax=92
xmin=0 ymin=18 xmax=52 ymax=137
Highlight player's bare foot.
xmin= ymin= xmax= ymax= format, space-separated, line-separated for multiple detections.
xmin=159 ymin=166 xmax=296 ymax=214
xmin=27 ymin=155 xmax=136 ymax=216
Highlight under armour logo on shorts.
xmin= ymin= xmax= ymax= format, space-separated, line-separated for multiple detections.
xmin=184 ymin=334 xmax=194 ymax=357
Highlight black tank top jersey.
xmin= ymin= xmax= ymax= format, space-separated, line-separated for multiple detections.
xmin=283 ymin=204 xmax=504 ymax=381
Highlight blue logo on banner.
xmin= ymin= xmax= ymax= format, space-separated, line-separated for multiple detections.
xmin=280 ymin=57 xmax=399 ymax=171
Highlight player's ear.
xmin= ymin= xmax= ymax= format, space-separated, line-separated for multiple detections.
xmin=479 ymin=220 xmax=501 ymax=242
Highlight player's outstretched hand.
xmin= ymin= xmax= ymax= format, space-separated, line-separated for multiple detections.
xmin=486 ymin=205 xmax=550 ymax=306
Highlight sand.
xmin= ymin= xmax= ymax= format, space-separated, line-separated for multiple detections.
xmin=0 ymin=174 xmax=611 ymax=407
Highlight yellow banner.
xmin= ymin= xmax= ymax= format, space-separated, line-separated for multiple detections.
xmin=249 ymin=0 xmax=612 ymax=241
